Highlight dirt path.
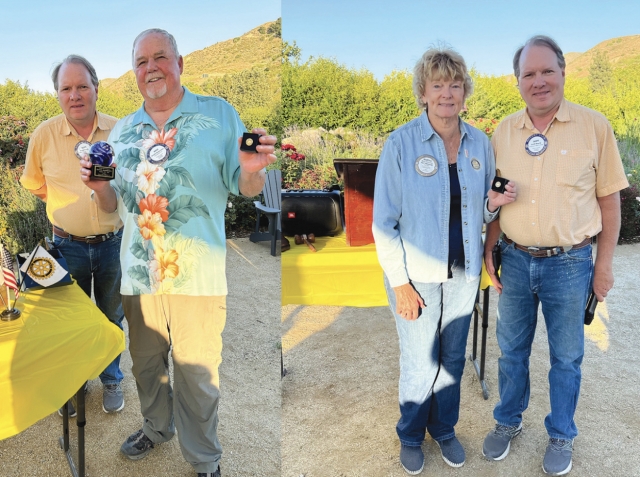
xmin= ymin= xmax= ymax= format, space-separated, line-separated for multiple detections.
xmin=282 ymin=243 xmax=640 ymax=477
xmin=0 ymin=238 xmax=281 ymax=477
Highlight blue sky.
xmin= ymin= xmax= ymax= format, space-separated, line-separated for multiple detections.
xmin=282 ymin=0 xmax=640 ymax=80
xmin=0 ymin=0 xmax=280 ymax=93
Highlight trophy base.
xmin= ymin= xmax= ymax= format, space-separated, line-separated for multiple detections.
xmin=1 ymin=308 xmax=21 ymax=321
xmin=91 ymin=165 xmax=115 ymax=181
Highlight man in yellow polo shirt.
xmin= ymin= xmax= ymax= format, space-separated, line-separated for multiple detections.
xmin=20 ymin=55 xmax=126 ymax=415
xmin=481 ymin=36 xmax=628 ymax=476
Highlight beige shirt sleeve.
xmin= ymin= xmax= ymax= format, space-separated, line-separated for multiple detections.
xmin=20 ymin=126 xmax=46 ymax=191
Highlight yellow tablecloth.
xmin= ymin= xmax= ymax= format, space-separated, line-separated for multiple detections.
xmin=0 ymin=282 xmax=125 ymax=440
xmin=282 ymin=233 xmax=388 ymax=307
xmin=282 ymin=233 xmax=495 ymax=307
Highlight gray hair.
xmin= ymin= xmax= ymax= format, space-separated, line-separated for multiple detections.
xmin=513 ymin=35 xmax=566 ymax=79
xmin=132 ymin=28 xmax=180 ymax=66
xmin=412 ymin=46 xmax=473 ymax=110
xmin=51 ymin=55 xmax=99 ymax=91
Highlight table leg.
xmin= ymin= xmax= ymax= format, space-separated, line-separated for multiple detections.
xmin=471 ymin=290 xmax=479 ymax=362
xmin=58 ymin=382 xmax=87 ymax=477
xmin=77 ymin=384 xmax=86 ymax=477
xmin=469 ymin=288 xmax=490 ymax=400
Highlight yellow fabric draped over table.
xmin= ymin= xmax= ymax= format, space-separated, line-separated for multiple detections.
xmin=0 ymin=282 xmax=125 ymax=440
xmin=282 ymin=233 xmax=495 ymax=307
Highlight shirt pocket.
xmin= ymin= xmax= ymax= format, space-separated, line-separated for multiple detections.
xmin=555 ymin=149 xmax=596 ymax=190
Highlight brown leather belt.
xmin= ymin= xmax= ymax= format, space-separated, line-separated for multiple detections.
xmin=53 ymin=225 xmax=122 ymax=244
xmin=503 ymin=236 xmax=591 ymax=258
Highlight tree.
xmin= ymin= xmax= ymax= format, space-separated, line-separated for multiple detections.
xmin=282 ymin=41 xmax=301 ymax=63
xmin=378 ymin=70 xmax=418 ymax=133
xmin=267 ymin=18 xmax=281 ymax=38
xmin=589 ymin=51 xmax=613 ymax=93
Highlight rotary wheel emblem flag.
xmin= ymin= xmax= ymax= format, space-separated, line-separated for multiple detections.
xmin=28 ymin=257 xmax=55 ymax=279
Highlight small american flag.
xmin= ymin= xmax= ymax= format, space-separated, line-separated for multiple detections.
xmin=1 ymin=244 xmax=19 ymax=300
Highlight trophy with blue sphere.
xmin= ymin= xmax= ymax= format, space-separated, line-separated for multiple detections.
xmin=89 ymin=141 xmax=115 ymax=181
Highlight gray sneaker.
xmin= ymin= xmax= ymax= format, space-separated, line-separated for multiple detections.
xmin=400 ymin=444 xmax=424 ymax=475
xmin=437 ymin=436 xmax=465 ymax=467
xmin=482 ymin=423 xmax=523 ymax=460
xmin=120 ymin=429 xmax=154 ymax=460
xmin=57 ymin=400 xmax=76 ymax=418
xmin=103 ymin=383 xmax=124 ymax=413
xmin=57 ymin=383 xmax=88 ymax=418
xmin=542 ymin=438 xmax=573 ymax=475
xmin=197 ymin=466 xmax=221 ymax=477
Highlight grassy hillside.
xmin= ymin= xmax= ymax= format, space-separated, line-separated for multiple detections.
xmin=566 ymin=35 xmax=640 ymax=78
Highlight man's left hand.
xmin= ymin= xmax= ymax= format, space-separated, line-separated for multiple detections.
xmin=238 ymin=128 xmax=277 ymax=174
xmin=488 ymin=181 xmax=517 ymax=212
xmin=593 ymin=265 xmax=614 ymax=302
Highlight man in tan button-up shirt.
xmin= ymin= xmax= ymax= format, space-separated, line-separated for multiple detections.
xmin=20 ymin=55 xmax=126 ymax=415
xmin=481 ymin=36 xmax=628 ymax=476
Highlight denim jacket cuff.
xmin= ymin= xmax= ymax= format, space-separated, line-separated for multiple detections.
xmin=386 ymin=271 xmax=410 ymax=289
xmin=484 ymin=197 xmax=500 ymax=223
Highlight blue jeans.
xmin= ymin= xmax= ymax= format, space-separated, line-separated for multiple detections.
xmin=493 ymin=240 xmax=593 ymax=440
xmin=385 ymin=264 xmax=479 ymax=446
xmin=53 ymin=230 xmax=125 ymax=385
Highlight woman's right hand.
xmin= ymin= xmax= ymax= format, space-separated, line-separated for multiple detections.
xmin=392 ymin=283 xmax=426 ymax=321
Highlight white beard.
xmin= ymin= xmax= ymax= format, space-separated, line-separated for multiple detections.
xmin=146 ymin=82 xmax=167 ymax=99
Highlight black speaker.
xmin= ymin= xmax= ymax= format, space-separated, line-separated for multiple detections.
xmin=281 ymin=190 xmax=344 ymax=237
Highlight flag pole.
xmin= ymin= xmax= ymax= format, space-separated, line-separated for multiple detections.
xmin=1 ymin=285 xmax=21 ymax=320
xmin=11 ymin=242 xmax=41 ymax=312
xmin=1 ymin=242 xmax=22 ymax=321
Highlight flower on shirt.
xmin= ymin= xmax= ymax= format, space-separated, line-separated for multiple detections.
xmin=137 ymin=210 xmax=166 ymax=240
xmin=136 ymin=160 xmax=166 ymax=195
xmin=142 ymin=127 xmax=177 ymax=151
xmin=139 ymin=194 xmax=169 ymax=222
xmin=149 ymin=246 xmax=180 ymax=282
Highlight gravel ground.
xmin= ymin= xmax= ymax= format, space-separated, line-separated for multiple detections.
xmin=0 ymin=238 xmax=281 ymax=477
xmin=281 ymin=242 xmax=640 ymax=477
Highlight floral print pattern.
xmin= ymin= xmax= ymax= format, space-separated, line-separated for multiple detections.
xmin=112 ymin=113 xmax=219 ymax=294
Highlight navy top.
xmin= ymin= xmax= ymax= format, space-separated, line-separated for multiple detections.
xmin=448 ymin=163 xmax=465 ymax=270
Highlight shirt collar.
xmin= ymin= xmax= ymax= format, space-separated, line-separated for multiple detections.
xmin=59 ymin=113 xmax=101 ymax=139
xmin=131 ymin=86 xmax=196 ymax=129
xmin=515 ymin=97 xmax=570 ymax=131
xmin=419 ymin=110 xmax=471 ymax=141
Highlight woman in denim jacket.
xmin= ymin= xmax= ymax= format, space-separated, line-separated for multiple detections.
xmin=372 ymin=46 xmax=515 ymax=474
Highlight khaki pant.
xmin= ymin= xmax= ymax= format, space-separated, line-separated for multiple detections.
xmin=122 ymin=294 xmax=226 ymax=474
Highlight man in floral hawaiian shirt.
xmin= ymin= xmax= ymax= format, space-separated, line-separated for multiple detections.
xmin=80 ymin=29 xmax=276 ymax=477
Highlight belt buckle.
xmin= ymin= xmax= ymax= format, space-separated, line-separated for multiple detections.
xmin=527 ymin=246 xmax=539 ymax=253
xmin=84 ymin=235 xmax=97 ymax=243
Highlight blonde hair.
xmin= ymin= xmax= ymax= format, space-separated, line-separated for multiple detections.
xmin=413 ymin=46 xmax=473 ymax=110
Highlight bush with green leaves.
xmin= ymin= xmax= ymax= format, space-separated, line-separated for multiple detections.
xmin=278 ymin=126 xmax=384 ymax=190
xmin=619 ymin=185 xmax=640 ymax=241
xmin=0 ymin=116 xmax=29 ymax=167
xmin=224 ymin=193 xmax=259 ymax=236
xmin=617 ymin=121 xmax=640 ymax=242
xmin=0 ymin=164 xmax=50 ymax=254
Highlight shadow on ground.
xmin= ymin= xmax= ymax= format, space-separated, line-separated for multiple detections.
xmin=0 ymin=238 xmax=281 ymax=477
xmin=282 ymin=243 xmax=640 ymax=477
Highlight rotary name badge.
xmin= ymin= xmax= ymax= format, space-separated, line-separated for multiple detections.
xmin=415 ymin=155 xmax=438 ymax=177
xmin=525 ymin=133 xmax=548 ymax=156
xmin=74 ymin=140 xmax=92 ymax=159
xmin=147 ymin=143 xmax=171 ymax=165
